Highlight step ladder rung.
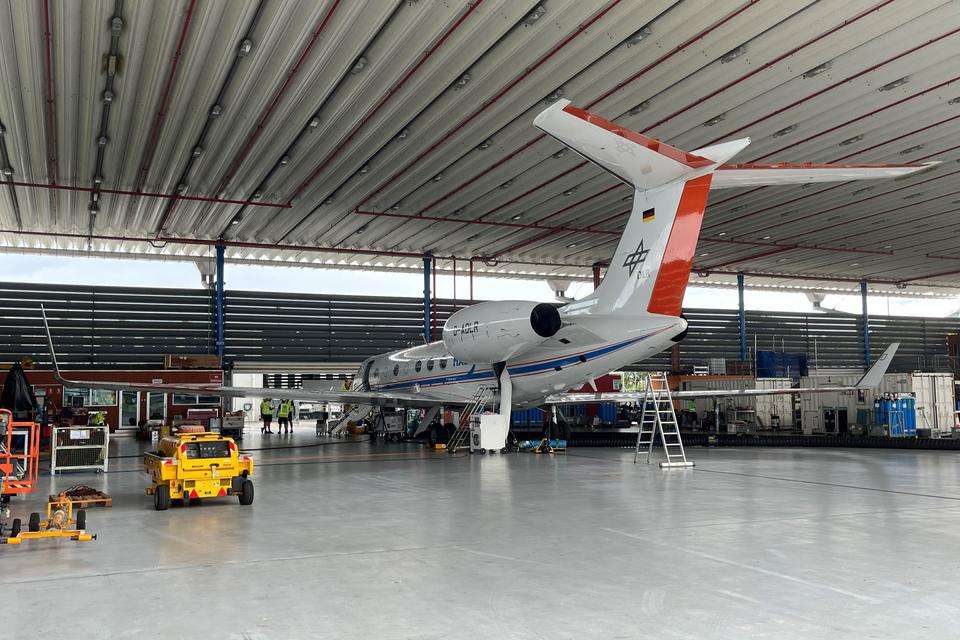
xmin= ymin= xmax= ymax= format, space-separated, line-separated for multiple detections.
xmin=633 ymin=372 xmax=691 ymax=469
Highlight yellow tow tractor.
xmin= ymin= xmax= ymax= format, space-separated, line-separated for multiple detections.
xmin=144 ymin=427 xmax=254 ymax=510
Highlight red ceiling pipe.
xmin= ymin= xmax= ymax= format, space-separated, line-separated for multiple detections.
xmin=702 ymin=246 xmax=798 ymax=270
xmin=418 ymin=0 xmax=760 ymax=215
xmin=471 ymin=183 xmax=624 ymax=255
xmin=282 ymin=0 xmax=485 ymax=212
xmin=482 ymin=0 xmax=919 ymax=243
xmin=705 ymin=159 xmax=960 ymax=235
xmin=353 ymin=208 xmax=618 ymax=235
xmin=0 ymin=229 xmax=606 ymax=271
xmin=703 ymin=25 xmax=960 ymax=147
xmin=41 ymin=0 xmax=58 ymax=185
xmin=354 ymin=0 xmax=624 ymax=210
xmin=7 ymin=180 xmax=290 ymax=208
xmin=643 ymin=0 xmax=898 ymax=135
xmin=746 ymin=74 xmax=960 ymax=165
xmin=211 ymin=0 xmax=343 ymax=204
xmin=706 ymin=269 xmax=904 ymax=286
xmin=133 ymin=0 xmax=197 ymax=191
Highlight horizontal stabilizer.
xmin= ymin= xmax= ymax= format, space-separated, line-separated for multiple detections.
xmin=711 ymin=162 xmax=936 ymax=189
xmin=546 ymin=344 xmax=900 ymax=405
xmin=534 ymin=99 xmax=714 ymax=191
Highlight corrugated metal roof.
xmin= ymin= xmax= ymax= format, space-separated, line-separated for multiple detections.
xmin=1 ymin=0 xmax=959 ymax=294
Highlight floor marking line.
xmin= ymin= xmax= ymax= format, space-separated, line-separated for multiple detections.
xmin=602 ymin=527 xmax=881 ymax=604
xmin=0 ymin=542 xmax=472 ymax=587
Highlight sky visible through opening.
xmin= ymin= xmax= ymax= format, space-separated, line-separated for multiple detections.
xmin=2 ymin=254 xmax=956 ymax=317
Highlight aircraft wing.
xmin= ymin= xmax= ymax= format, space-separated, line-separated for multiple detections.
xmin=40 ymin=308 xmax=453 ymax=409
xmin=547 ymin=343 xmax=898 ymax=405
xmin=710 ymin=162 xmax=936 ymax=189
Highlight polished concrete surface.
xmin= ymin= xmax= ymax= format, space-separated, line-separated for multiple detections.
xmin=5 ymin=431 xmax=960 ymax=639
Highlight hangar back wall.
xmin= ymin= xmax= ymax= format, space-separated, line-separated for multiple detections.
xmin=0 ymin=281 xmax=954 ymax=373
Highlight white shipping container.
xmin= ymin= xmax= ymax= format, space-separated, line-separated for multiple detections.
xmin=798 ymin=373 xmax=863 ymax=434
xmin=880 ymin=373 xmax=955 ymax=434
xmin=680 ymin=377 xmax=753 ymax=424
xmin=755 ymin=378 xmax=793 ymax=428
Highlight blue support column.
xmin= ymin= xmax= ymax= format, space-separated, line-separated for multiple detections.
xmin=861 ymin=280 xmax=871 ymax=366
xmin=215 ymin=242 xmax=225 ymax=358
xmin=737 ymin=272 xmax=747 ymax=361
xmin=422 ymin=254 xmax=432 ymax=343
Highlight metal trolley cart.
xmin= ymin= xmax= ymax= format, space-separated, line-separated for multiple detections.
xmin=50 ymin=424 xmax=109 ymax=475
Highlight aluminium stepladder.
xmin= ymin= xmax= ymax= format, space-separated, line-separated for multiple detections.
xmin=633 ymin=372 xmax=694 ymax=468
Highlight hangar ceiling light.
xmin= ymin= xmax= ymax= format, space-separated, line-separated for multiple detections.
xmin=625 ymin=26 xmax=651 ymax=47
xmin=719 ymin=45 xmax=747 ymax=63
xmin=803 ymin=61 xmax=831 ymax=78
xmin=879 ymin=76 xmax=909 ymax=91
xmin=351 ymin=56 xmax=368 ymax=74
xmin=703 ymin=114 xmax=725 ymax=126
xmin=838 ymin=134 xmax=863 ymax=146
xmin=629 ymin=100 xmax=650 ymax=115
xmin=238 ymin=38 xmax=253 ymax=57
xmin=773 ymin=124 xmax=798 ymax=137
xmin=522 ymin=4 xmax=547 ymax=27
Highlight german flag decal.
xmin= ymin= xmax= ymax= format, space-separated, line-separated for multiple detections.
xmin=642 ymin=207 xmax=655 ymax=222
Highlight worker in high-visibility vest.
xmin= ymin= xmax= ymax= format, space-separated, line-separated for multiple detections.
xmin=260 ymin=398 xmax=274 ymax=434
xmin=277 ymin=398 xmax=294 ymax=434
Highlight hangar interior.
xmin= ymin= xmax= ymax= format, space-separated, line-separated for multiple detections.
xmin=2 ymin=1 xmax=960 ymax=638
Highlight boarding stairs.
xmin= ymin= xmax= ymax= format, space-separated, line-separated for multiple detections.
xmin=446 ymin=387 xmax=494 ymax=454
xmin=328 ymin=405 xmax=373 ymax=437
xmin=634 ymin=372 xmax=693 ymax=468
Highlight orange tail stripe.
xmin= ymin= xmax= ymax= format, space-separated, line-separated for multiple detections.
xmin=647 ymin=175 xmax=713 ymax=316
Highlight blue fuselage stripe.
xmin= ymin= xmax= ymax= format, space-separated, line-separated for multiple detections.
xmin=373 ymin=328 xmax=665 ymax=392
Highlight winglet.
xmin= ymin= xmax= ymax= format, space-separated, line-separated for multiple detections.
xmin=856 ymin=342 xmax=899 ymax=388
xmin=40 ymin=305 xmax=65 ymax=381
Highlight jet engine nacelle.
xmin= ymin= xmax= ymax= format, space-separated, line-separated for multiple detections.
xmin=442 ymin=301 xmax=562 ymax=364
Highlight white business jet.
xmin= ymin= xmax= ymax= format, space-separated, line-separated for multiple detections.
xmin=43 ymin=99 xmax=927 ymax=439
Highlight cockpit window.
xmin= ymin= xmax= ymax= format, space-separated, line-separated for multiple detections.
xmin=393 ymin=364 xmax=399 ymax=376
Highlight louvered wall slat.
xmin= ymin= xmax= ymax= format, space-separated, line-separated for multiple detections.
xmin=0 ymin=282 xmax=955 ymax=371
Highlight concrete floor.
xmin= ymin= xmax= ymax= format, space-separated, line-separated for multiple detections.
xmin=5 ymin=431 xmax=960 ymax=639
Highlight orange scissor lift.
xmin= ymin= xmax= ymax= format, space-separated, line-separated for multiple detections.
xmin=1 ymin=408 xmax=92 ymax=544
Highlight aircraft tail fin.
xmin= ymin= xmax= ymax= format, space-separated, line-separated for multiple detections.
xmin=535 ymin=100 xmax=745 ymax=317
xmin=856 ymin=342 xmax=899 ymax=388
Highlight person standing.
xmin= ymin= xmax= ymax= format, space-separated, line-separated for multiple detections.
xmin=277 ymin=398 xmax=292 ymax=434
xmin=260 ymin=398 xmax=274 ymax=434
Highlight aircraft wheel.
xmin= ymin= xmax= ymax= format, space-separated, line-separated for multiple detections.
xmin=10 ymin=518 xmax=21 ymax=538
xmin=76 ymin=509 xmax=87 ymax=531
xmin=28 ymin=512 xmax=41 ymax=532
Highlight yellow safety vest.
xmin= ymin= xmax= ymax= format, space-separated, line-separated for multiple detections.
xmin=277 ymin=401 xmax=291 ymax=418
xmin=260 ymin=400 xmax=273 ymax=416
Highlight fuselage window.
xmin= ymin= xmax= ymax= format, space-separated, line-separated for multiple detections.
xmin=427 ymin=359 xmax=434 ymax=371
xmin=439 ymin=358 xmax=447 ymax=369
xmin=393 ymin=364 xmax=399 ymax=376
xmin=415 ymin=360 xmax=422 ymax=373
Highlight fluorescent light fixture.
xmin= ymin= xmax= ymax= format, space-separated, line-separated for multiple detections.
xmin=879 ymin=76 xmax=909 ymax=92
xmin=803 ymin=62 xmax=831 ymax=78
xmin=719 ymin=45 xmax=746 ymax=63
